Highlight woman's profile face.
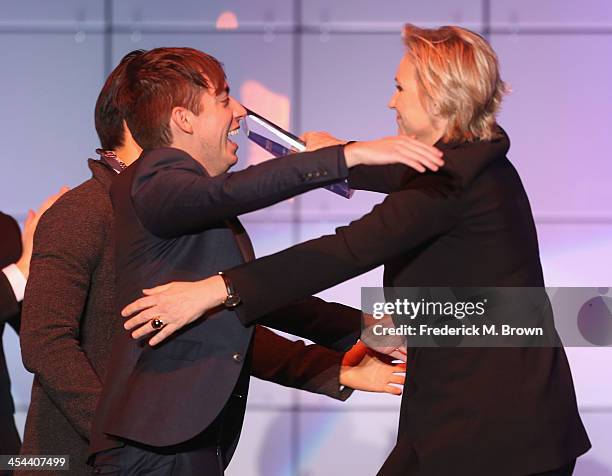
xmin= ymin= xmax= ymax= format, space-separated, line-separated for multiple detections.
xmin=389 ymin=54 xmax=441 ymax=145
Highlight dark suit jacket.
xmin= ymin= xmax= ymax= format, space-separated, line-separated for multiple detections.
xmin=90 ymin=145 xmax=361 ymax=464
xmin=20 ymin=157 xmax=359 ymax=475
xmin=0 ymin=212 xmax=22 ymax=421
xmin=223 ymin=130 xmax=591 ymax=475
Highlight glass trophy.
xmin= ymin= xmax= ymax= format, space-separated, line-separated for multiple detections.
xmin=241 ymin=108 xmax=354 ymax=199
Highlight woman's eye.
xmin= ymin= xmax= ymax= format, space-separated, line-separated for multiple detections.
xmin=395 ymin=85 xmax=403 ymax=92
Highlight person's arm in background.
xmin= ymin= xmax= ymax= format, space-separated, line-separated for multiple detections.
xmin=0 ymin=212 xmax=27 ymax=336
xmin=1 ymin=189 xmax=67 ymax=324
xmin=129 ymin=139 xmax=443 ymax=239
xmin=20 ymin=188 xmax=108 ymax=441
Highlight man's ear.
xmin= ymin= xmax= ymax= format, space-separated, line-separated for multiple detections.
xmin=170 ymin=106 xmax=193 ymax=134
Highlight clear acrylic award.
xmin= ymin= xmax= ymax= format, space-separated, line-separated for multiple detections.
xmin=241 ymin=108 xmax=354 ymax=199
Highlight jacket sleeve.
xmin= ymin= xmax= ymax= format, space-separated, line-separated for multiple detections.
xmin=251 ymin=325 xmax=352 ymax=401
xmin=132 ymin=146 xmax=349 ymax=239
xmin=225 ymin=134 xmax=511 ymax=326
xmin=348 ymin=164 xmax=417 ymax=193
xmin=259 ymin=297 xmax=361 ymax=352
xmin=20 ymin=194 xmax=108 ymax=440
xmin=226 ymin=173 xmax=461 ymax=326
xmin=347 ymin=128 xmax=510 ymax=193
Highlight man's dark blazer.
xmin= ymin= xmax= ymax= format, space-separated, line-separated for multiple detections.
xmin=223 ymin=130 xmax=591 ymax=475
xmin=0 ymin=213 xmax=22 ymax=416
xmin=90 ymin=145 xmax=361 ymax=464
xmin=19 ymin=157 xmax=359 ymax=475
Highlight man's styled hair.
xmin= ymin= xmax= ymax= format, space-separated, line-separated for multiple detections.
xmin=118 ymin=47 xmax=226 ymax=149
xmin=94 ymin=49 xmax=146 ymax=150
xmin=402 ymin=24 xmax=508 ymax=142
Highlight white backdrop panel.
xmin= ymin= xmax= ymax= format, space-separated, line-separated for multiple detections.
xmin=0 ymin=33 xmax=104 ymax=216
xmin=300 ymin=33 xmax=405 ymax=219
xmin=537 ymin=224 xmax=612 ymax=286
xmin=302 ymin=0 xmax=482 ymax=28
xmin=574 ymin=412 xmax=612 ymax=475
xmin=492 ymin=34 xmax=612 ymax=217
xmin=297 ymin=410 xmax=399 ymax=476
xmin=0 ymin=1 xmax=103 ymax=24
xmin=226 ymin=410 xmax=293 ymax=476
xmin=112 ymin=0 xmax=294 ymax=27
xmin=490 ymin=0 xmax=612 ymax=28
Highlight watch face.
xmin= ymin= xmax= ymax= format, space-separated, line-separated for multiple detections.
xmin=225 ymin=294 xmax=241 ymax=308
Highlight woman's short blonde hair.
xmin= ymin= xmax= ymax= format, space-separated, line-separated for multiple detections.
xmin=402 ymin=24 xmax=508 ymax=142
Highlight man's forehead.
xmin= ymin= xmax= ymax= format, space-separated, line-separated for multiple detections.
xmin=218 ymin=83 xmax=230 ymax=96
xmin=207 ymin=81 xmax=230 ymax=98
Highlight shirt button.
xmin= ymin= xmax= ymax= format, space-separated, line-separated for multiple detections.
xmin=233 ymin=352 xmax=243 ymax=363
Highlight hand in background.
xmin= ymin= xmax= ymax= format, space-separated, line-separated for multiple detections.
xmin=339 ymin=340 xmax=406 ymax=395
xmin=16 ymin=186 xmax=69 ymax=279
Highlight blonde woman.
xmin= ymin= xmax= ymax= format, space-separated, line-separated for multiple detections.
xmin=123 ymin=25 xmax=590 ymax=475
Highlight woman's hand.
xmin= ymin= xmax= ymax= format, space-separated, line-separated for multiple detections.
xmin=339 ymin=341 xmax=406 ymax=395
xmin=122 ymin=275 xmax=227 ymax=346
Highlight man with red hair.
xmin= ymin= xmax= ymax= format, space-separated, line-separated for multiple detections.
xmin=87 ymin=47 xmax=442 ymax=474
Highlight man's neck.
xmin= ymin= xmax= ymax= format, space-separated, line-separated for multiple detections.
xmin=169 ymin=140 xmax=217 ymax=176
xmin=114 ymin=141 xmax=141 ymax=166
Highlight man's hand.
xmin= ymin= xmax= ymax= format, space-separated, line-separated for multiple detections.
xmin=302 ymin=131 xmax=348 ymax=150
xmin=122 ymin=275 xmax=227 ymax=346
xmin=339 ymin=341 xmax=406 ymax=395
xmin=302 ymin=131 xmax=444 ymax=173
xmin=16 ymin=186 xmax=69 ymax=279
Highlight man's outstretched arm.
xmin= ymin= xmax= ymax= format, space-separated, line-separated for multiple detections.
xmin=121 ymin=177 xmax=460 ymax=345
xmin=251 ymin=326 xmax=404 ymax=399
xmin=258 ymin=297 xmax=361 ymax=353
xmin=129 ymin=138 xmax=442 ymax=239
